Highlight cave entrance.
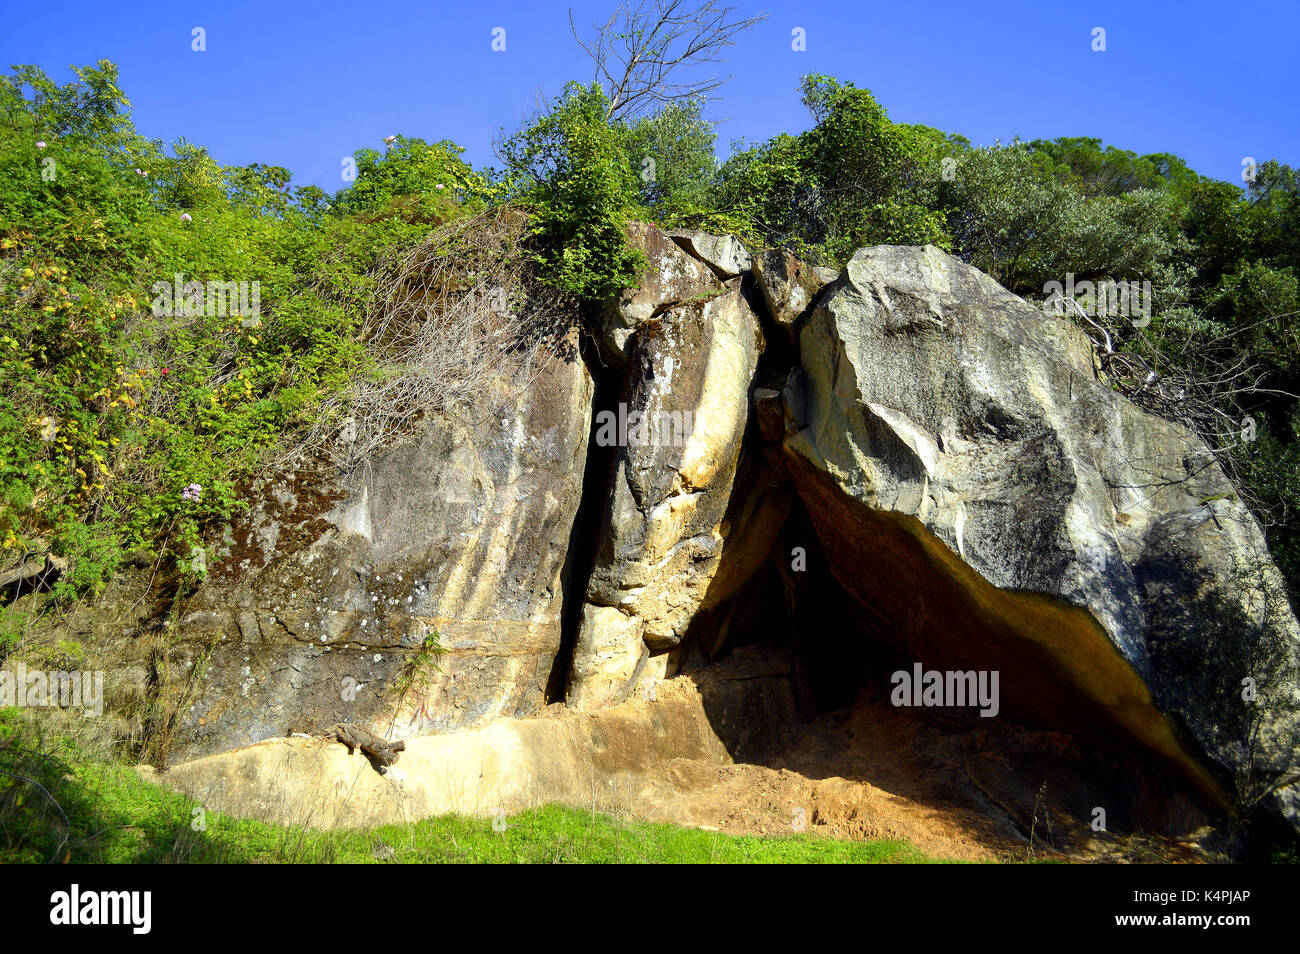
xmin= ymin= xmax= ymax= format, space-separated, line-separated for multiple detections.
xmin=670 ymin=494 xmax=1219 ymax=851
xmin=677 ymin=497 xmax=900 ymax=739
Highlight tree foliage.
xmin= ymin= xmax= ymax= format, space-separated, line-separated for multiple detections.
xmin=499 ymin=82 xmax=645 ymax=299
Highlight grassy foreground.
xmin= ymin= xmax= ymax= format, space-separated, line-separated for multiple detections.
xmin=1 ymin=719 xmax=945 ymax=864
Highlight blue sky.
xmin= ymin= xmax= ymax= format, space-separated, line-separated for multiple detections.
xmin=2 ymin=0 xmax=1296 ymax=192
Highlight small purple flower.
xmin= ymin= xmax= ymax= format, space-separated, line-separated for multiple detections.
xmin=135 ymin=168 xmax=147 ymax=177
xmin=181 ymin=482 xmax=202 ymax=502
xmin=181 ymin=212 xmax=192 ymax=222
xmin=36 ymin=141 xmax=46 ymax=150
xmin=383 ymin=135 xmax=397 ymax=145
xmin=435 ymin=183 xmax=444 ymax=190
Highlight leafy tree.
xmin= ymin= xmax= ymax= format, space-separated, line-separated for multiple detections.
xmin=4 ymin=61 xmax=132 ymax=142
xmin=1179 ymin=177 xmax=1253 ymax=291
xmin=499 ymin=82 xmax=644 ymax=299
xmin=622 ymin=96 xmax=717 ymax=226
xmin=711 ymin=132 xmax=815 ymax=251
xmin=331 ymin=136 xmax=495 ymax=219
xmin=226 ymin=163 xmax=295 ymax=218
xmin=155 ymin=139 xmax=226 ymax=211
xmin=1246 ymin=160 xmax=1300 ymax=273
xmin=1207 ymin=262 xmax=1300 ymax=392
xmin=939 ymin=142 xmax=1075 ymax=291
xmin=1027 ymin=136 xmax=1188 ymax=197
xmin=797 ymin=75 xmax=949 ymax=258
xmin=709 ymin=75 xmax=952 ymax=262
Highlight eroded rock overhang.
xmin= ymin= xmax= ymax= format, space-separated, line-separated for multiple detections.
xmin=766 ymin=243 xmax=1300 ymax=815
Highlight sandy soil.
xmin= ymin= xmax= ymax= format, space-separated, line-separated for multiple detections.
xmin=598 ymin=676 xmax=1216 ymax=863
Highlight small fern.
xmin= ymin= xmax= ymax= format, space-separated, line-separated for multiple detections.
xmin=392 ymin=629 xmax=446 ymax=701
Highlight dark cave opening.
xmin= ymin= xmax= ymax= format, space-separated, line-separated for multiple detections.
xmin=679 ymin=497 xmax=901 ymax=719
xmin=671 ymin=488 xmax=1224 ymax=847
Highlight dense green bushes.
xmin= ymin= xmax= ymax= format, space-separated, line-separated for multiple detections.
xmin=0 ymin=63 xmax=480 ymax=611
xmin=499 ymin=83 xmax=646 ymax=299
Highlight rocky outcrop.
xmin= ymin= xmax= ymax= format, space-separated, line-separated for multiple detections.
xmin=568 ymin=271 xmax=767 ymax=709
xmin=752 ymin=247 xmax=834 ymax=345
xmin=162 ymin=340 xmax=593 ymax=763
xmin=774 ymin=244 xmax=1300 ymax=821
xmin=599 ymin=222 xmax=719 ymax=364
xmin=139 ymin=224 xmax=1300 ymax=844
xmin=666 ymin=229 xmax=753 ymax=279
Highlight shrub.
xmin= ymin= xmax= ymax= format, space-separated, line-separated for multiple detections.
xmin=499 ymin=82 xmax=644 ymax=300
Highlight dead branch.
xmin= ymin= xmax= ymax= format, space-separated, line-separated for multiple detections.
xmin=570 ymin=0 xmax=766 ymax=121
xmin=1058 ymin=295 xmax=1298 ymax=525
xmin=267 ymin=208 xmax=579 ymax=474
xmin=327 ymin=723 xmax=405 ymax=767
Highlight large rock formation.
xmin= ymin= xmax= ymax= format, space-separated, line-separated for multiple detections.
xmin=568 ymin=227 xmax=770 ymax=709
xmin=135 ymin=225 xmax=1300 ymax=844
xmin=162 ymin=341 xmax=592 ymax=763
xmin=775 ymin=244 xmax=1300 ymax=822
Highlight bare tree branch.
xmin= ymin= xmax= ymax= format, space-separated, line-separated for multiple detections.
xmin=570 ymin=0 xmax=766 ymax=121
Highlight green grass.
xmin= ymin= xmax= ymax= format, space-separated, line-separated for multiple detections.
xmin=0 ymin=717 xmax=948 ymax=864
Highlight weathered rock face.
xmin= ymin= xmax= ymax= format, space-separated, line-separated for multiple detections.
xmin=776 ymin=244 xmax=1300 ymax=819
xmin=567 ymin=280 xmax=767 ymax=710
xmin=141 ymin=224 xmax=1300 ymax=844
xmin=599 ymin=222 xmax=719 ymax=364
xmin=666 ymin=229 xmax=753 ymax=279
xmin=1136 ymin=504 xmax=1300 ymax=824
xmin=752 ymin=247 xmax=834 ymax=345
xmin=164 ymin=345 xmax=592 ymax=762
